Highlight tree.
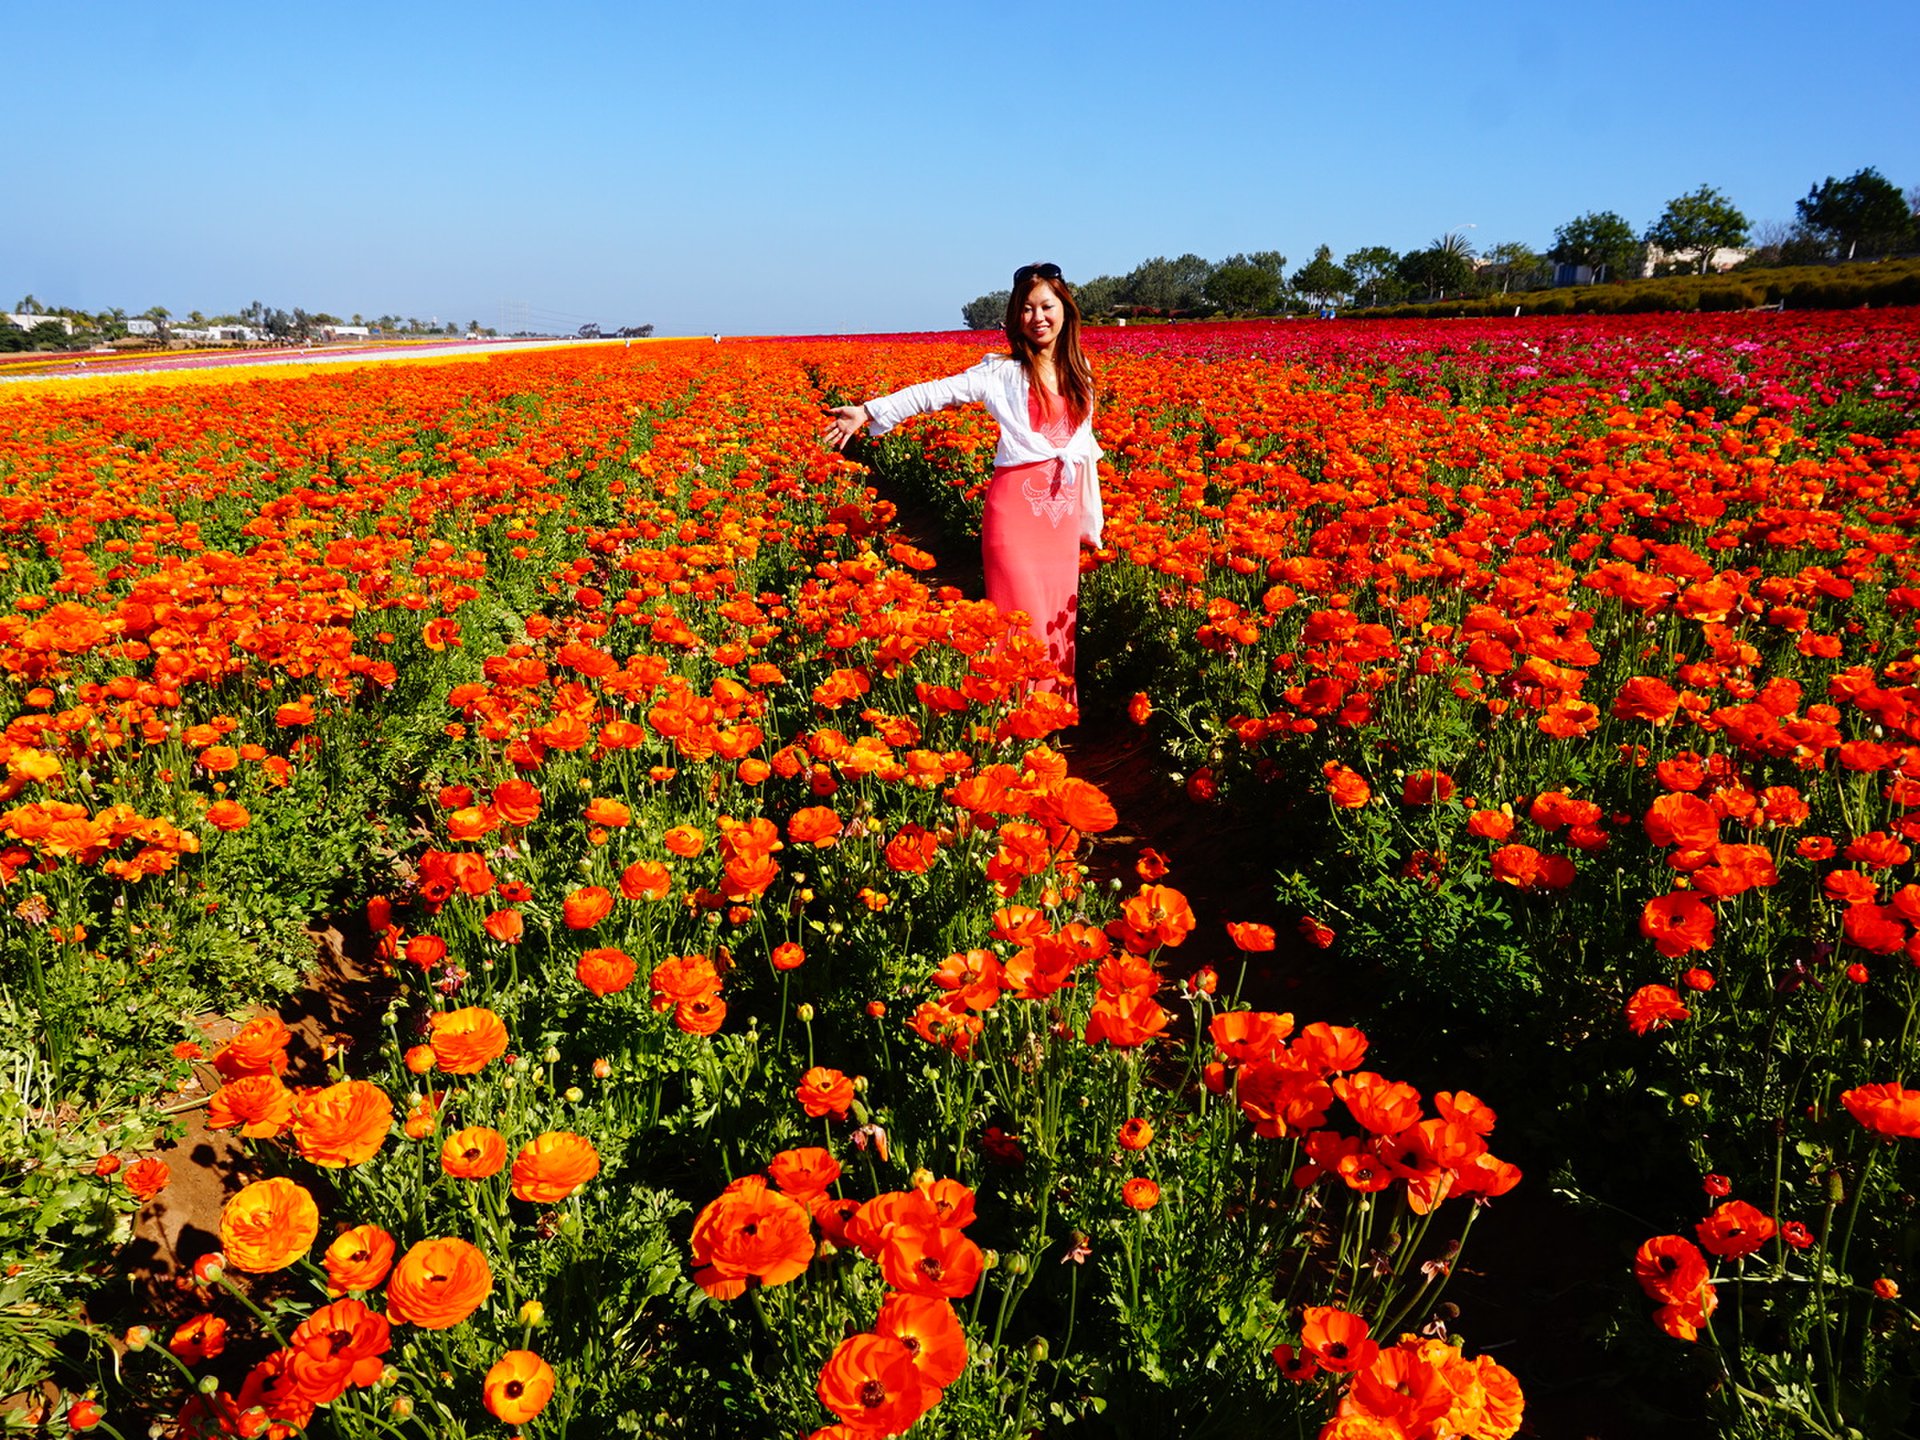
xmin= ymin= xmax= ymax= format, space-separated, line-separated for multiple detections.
xmin=1342 ymin=247 xmax=1405 ymax=309
xmin=1290 ymin=245 xmax=1353 ymax=307
xmin=1550 ymin=211 xmax=1640 ymax=283
xmin=1645 ymin=185 xmax=1750 ymax=274
xmin=1482 ymin=242 xmax=1547 ymax=295
xmin=15 ymin=294 xmax=44 ymax=315
xmin=1397 ymin=247 xmax=1474 ymax=301
xmin=1120 ymin=254 xmax=1213 ymax=315
xmin=1796 ymin=167 xmax=1916 ymax=260
xmin=961 ymin=291 xmax=1009 ymax=330
xmin=1204 ymin=252 xmax=1285 ymax=314
xmin=142 ymin=306 xmax=172 ymax=344
xmin=1073 ymin=275 xmax=1121 ymax=320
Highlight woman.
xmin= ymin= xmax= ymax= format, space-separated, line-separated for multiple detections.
xmin=822 ymin=263 xmax=1103 ymax=700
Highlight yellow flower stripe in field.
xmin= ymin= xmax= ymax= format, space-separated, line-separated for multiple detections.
xmin=0 ymin=340 xmax=631 ymax=402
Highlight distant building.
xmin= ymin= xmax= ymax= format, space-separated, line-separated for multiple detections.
xmin=1552 ymin=263 xmax=1596 ymax=288
xmin=125 ymin=317 xmax=159 ymax=337
xmin=5 ymin=313 xmax=74 ymax=333
xmin=1641 ymin=244 xmax=1750 ymax=278
xmin=321 ymin=324 xmax=372 ymax=342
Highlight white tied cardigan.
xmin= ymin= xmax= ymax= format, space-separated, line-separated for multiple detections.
xmin=863 ymin=354 xmax=1106 ymax=546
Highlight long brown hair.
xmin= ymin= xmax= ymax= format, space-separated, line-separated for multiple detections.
xmin=1003 ymin=265 xmax=1095 ymax=429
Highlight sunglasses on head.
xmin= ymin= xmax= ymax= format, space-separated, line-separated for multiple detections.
xmin=1015 ymin=262 xmax=1063 ymax=284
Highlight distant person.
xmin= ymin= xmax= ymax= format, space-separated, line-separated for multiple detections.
xmin=713 ymin=333 xmax=721 ymax=343
xmin=822 ymin=262 xmax=1102 ymax=704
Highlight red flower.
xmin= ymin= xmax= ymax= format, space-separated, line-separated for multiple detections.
xmin=1624 ymin=984 xmax=1690 ymax=1036
xmin=1640 ymin=892 xmax=1714 ymax=958
xmin=1696 ymin=1199 xmax=1776 ymax=1260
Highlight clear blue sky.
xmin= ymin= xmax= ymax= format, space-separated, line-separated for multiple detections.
xmin=9 ymin=0 xmax=1917 ymax=336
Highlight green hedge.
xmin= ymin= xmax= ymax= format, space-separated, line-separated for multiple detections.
xmin=1354 ymin=258 xmax=1920 ymax=320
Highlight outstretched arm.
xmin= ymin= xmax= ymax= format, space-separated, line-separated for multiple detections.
xmin=821 ymin=363 xmax=995 ymax=450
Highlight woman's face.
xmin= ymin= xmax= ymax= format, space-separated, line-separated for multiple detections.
xmin=1019 ymin=282 xmax=1065 ymax=352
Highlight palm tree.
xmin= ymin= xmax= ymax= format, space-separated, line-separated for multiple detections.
xmin=1432 ymin=230 xmax=1479 ymax=261
xmin=15 ymin=294 xmax=44 ymax=316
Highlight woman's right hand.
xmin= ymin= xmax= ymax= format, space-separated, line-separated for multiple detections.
xmin=822 ymin=404 xmax=870 ymax=451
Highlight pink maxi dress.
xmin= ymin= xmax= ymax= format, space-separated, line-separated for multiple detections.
xmin=982 ymin=386 xmax=1083 ymax=698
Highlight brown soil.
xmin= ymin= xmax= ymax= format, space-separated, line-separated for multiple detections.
xmin=107 ymin=921 xmax=397 ymax=1338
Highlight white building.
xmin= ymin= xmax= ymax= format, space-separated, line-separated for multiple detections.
xmin=320 ymin=324 xmax=372 ymax=342
xmin=1641 ymin=244 xmax=1751 ymax=277
xmin=4 ymin=313 xmax=73 ymax=333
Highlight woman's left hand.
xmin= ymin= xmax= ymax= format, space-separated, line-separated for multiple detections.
xmin=822 ymin=404 xmax=870 ymax=451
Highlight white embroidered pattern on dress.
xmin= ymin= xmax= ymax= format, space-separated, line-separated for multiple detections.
xmin=1022 ymin=463 xmax=1076 ymax=526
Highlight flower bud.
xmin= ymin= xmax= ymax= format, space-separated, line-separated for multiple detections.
xmin=124 ymin=1324 xmax=152 ymax=1350
xmin=519 ymin=1299 xmax=546 ymax=1327
xmin=543 ymin=1046 xmax=560 ymax=1064
xmin=564 ymin=1086 xmax=583 ymax=1103
xmin=1005 ymin=1254 xmax=1029 ymax=1276
xmin=390 ymin=1395 xmax=415 ymax=1419
xmin=796 ymin=1003 xmax=815 ymax=1023
xmin=1027 ymin=1336 xmax=1049 ymax=1363
xmin=197 ymin=1374 xmax=221 ymax=1395
xmin=592 ymin=1057 xmax=612 ymax=1079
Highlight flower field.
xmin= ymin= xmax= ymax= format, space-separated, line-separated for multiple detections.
xmin=1 ymin=310 xmax=1917 ymax=1438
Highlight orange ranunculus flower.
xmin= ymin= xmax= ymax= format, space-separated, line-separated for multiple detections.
xmin=663 ymin=824 xmax=706 ymax=857
xmin=323 ymin=1224 xmax=396 ymax=1294
xmin=1053 ymin=777 xmax=1118 ymax=834
xmin=1334 ymin=1072 xmax=1424 ymax=1136
xmin=483 ymin=908 xmax=525 ymax=945
xmin=650 ymin=954 xmax=721 ymax=1011
xmin=1323 ymin=761 xmax=1372 ymax=808
xmin=510 ymin=1132 xmax=601 ymax=1203
xmin=786 ymin=806 xmax=844 ymax=846
xmin=386 ymin=1237 xmax=493 ymax=1329
xmin=1300 ymin=1305 xmax=1378 ymax=1374
xmin=484 ymin=1350 xmax=556 ymax=1424
xmin=797 ymin=1065 xmax=854 ymax=1119
xmin=1401 ymin=770 xmax=1455 ymax=806
xmin=430 ymin=1006 xmax=509 ymax=1074
xmin=620 ymin=859 xmax=671 ymax=900
xmin=584 ymin=796 xmax=631 ymax=828
xmin=287 ymin=1296 xmax=390 ymax=1402
xmin=490 ymin=779 xmax=542 ymax=826
xmin=124 ymin=1158 xmax=171 ymax=1201
xmin=292 ymin=1080 xmax=394 ymax=1168
xmin=1624 ymin=984 xmax=1690 ymax=1036
xmin=207 ymin=1074 xmax=295 ymax=1138
xmin=211 ymin=1014 xmax=292 ymax=1081
xmin=689 ymin=1175 xmax=815 ymax=1299
xmin=1118 ymin=1117 xmax=1154 ymax=1151
xmin=817 ymin=1333 xmax=938 ymax=1436
xmin=169 ymin=1313 xmax=228 ymax=1364
xmin=219 ymin=1177 xmax=320 ymax=1273
xmin=771 ymin=940 xmax=805 ymax=970
xmin=576 ymin=946 xmax=636 ymax=997
xmin=406 ymin=933 xmax=448 ymax=969
xmin=1118 ymin=883 xmax=1196 ymax=951
xmin=1696 ymin=1199 xmax=1776 ymax=1260
xmin=1226 ymin=921 xmax=1276 ymax=952
xmin=441 ymin=1126 xmax=508 ymax=1180
xmin=445 ymin=805 xmax=496 ymax=842
xmin=873 ymin=1292 xmax=969 ymax=1388
xmin=204 ymin=799 xmax=250 ymax=832
xmin=676 ymin=993 xmax=727 ymax=1035
xmin=1635 ymin=1233 xmax=1711 ymax=1303
xmin=765 ymin=1146 xmax=841 ymax=1203
xmin=1841 ymin=1082 xmax=1920 ymax=1139
xmin=878 ymin=1223 xmax=985 ymax=1298
xmin=561 ymin=885 xmax=614 ymax=930
xmin=1084 ymin=990 xmax=1170 ymax=1049
xmin=1121 ymin=1177 xmax=1160 ymax=1210
xmin=1640 ymin=893 xmax=1714 ymax=958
